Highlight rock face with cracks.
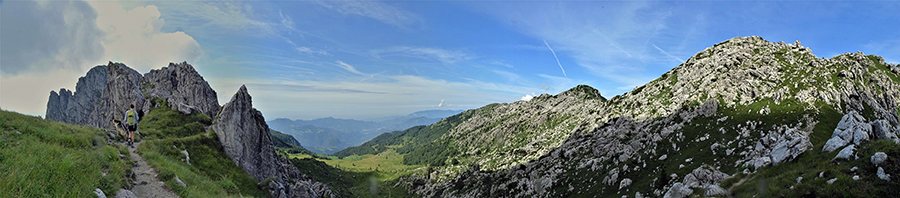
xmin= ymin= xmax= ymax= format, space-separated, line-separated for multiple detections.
xmin=142 ymin=62 xmax=220 ymax=118
xmin=45 ymin=62 xmax=219 ymax=129
xmin=212 ymin=85 xmax=335 ymax=198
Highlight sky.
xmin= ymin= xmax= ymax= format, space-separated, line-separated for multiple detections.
xmin=1 ymin=0 xmax=899 ymax=120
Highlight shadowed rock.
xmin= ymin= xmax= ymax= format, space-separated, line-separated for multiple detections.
xmin=212 ymin=85 xmax=335 ymax=198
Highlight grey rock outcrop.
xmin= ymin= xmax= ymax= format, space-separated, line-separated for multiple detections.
xmin=663 ymin=182 xmax=692 ymax=198
xmin=92 ymin=62 xmax=146 ymax=129
xmin=834 ymin=144 xmax=856 ymax=160
xmin=878 ymin=167 xmax=891 ymax=181
xmin=671 ymin=165 xmax=730 ymax=197
xmin=824 ymin=111 xmax=900 ymax=153
xmin=770 ymin=129 xmax=812 ymax=165
xmin=45 ymin=62 xmax=220 ymax=129
xmin=45 ymin=88 xmax=71 ymax=121
xmin=143 ymin=62 xmax=220 ymax=118
xmin=94 ymin=188 xmax=107 ymax=198
xmin=212 ymin=85 xmax=335 ymax=198
xmin=212 ymin=85 xmax=280 ymax=182
xmin=872 ymin=120 xmax=899 ymax=143
xmin=46 ymin=65 xmax=108 ymax=124
xmin=824 ymin=111 xmax=869 ymax=152
xmin=871 ymin=152 xmax=888 ymax=165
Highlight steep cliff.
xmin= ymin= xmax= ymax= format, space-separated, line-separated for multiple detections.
xmin=212 ymin=85 xmax=335 ymax=198
xmin=46 ymin=65 xmax=108 ymax=124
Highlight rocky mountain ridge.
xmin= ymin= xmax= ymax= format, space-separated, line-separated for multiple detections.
xmin=46 ymin=61 xmax=220 ymax=128
xmin=362 ymin=36 xmax=900 ymax=197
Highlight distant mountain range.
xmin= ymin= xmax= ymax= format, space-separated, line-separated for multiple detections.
xmin=267 ymin=109 xmax=463 ymax=154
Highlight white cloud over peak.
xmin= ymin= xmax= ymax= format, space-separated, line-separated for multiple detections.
xmin=0 ymin=0 xmax=204 ymax=117
xmin=520 ymin=93 xmax=536 ymax=101
xmin=89 ymin=1 xmax=203 ymax=72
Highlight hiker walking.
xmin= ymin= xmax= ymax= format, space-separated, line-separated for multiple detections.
xmin=125 ymin=104 xmax=139 ymax=148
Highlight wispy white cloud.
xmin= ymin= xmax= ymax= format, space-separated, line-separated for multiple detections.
xmin=336 ymin=61 xmax=365 ymax=75
xmin=489 ymin=60 xmax=515 ymax=68
xmin=371 ymin=46 xmax=472 ymax=65
xmin=297 ymin=46 xmax=330 ymax=56
xmin=313 ymin=1 xmax=420 ymax=28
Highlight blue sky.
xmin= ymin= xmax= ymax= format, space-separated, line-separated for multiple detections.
xmin=2 ymin=1 xmax=899 ymax=120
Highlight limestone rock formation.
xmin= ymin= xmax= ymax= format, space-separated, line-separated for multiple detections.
xmin=212 ymin=85 xmax=280 ymax=181
xmin=212 ymin=85 xmax=335 ymax=198
xmin=769 ymin=128 xmax=812 ymax=165
xmin=45 ymin=62 xmax=220 ymax=129
xmin=92 ymin=62 xmax=146 ymax=129
xmin=824 ymin=111 xmax=900 ymax=153
xmin=395 ymin=36 xmax=900 ymax=197
xmin=46 ymin=65 xmax=108 ymax=124
xmin=143 ymin=61 xmax=220 ymax=118
xmin=834 ymin=145 xmax=856 ymax=160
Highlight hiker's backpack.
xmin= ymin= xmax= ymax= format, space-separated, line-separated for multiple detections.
xmin=126 ymin=110 xmax=137 ymax=125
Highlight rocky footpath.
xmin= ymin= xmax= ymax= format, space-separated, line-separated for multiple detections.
xmin=398 ymin=36 xmax=900 ymax=197
xmin=212 ymin=85 xmax=335 ymax=198
xmin=45 ymin=61 xmax=220 ymax=129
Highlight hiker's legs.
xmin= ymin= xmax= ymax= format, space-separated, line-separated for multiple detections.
xmin=128 ymin=131 xmax=134 ymax=143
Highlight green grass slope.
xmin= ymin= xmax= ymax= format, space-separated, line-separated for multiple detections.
xmin=0 ymin=110 xmax=130 ymax=197
xmin=136 ymin=99 xmax=270 ymax=197
xmin=334 ymin=107 xmax=484 ymax=166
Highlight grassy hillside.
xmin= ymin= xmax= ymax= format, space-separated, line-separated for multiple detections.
xmin=0 ymin=110 xmax=131 ymax=197
xmin=334 ymin=107 xmax=483 ymax=166
xmin=136 ymin=99 xmax=270 ymax=197
xmin=270 ymin=128 xmax=318 ymax=158
xmin=287 ymin=148 xmax=421 ymax=197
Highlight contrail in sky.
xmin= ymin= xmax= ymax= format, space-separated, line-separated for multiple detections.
xmin=543 ymin=40 xmax=567 ymax=78
xmin=652 ymin=43 xmax=685 ymax=63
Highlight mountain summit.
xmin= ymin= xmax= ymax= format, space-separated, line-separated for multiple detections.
xmin=338 ymin=36 xmax=900 ymax=197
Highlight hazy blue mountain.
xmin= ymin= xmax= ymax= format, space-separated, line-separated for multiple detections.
xmin=268 ymin=109 xmax=464 ymax=154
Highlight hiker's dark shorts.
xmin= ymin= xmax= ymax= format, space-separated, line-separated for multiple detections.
xmin=126 ymin=124 xmax=137 ymax=132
